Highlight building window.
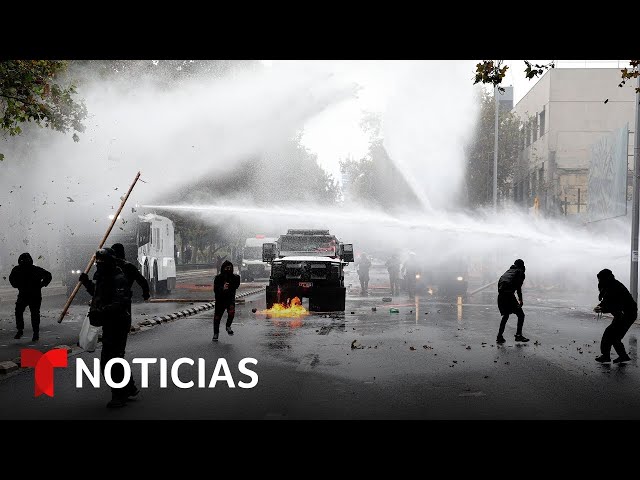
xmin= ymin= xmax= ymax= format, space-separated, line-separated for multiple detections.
xmin=532 ymin=117 xmax=538 ymax=143
xmin=539 ymin=107 xmax=546 ymax=138
xmin=525 ymin=121 xmax=531 ymax=147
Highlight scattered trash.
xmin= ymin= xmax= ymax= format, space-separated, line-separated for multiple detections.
xmin=453 ymin=360 xmax=457 ymax=363
xmin=484 ymin=375 xmax=489 ymax=379
xmin=351 ymin=340 xmax=364 ymax=350
xmin=251 ymin=308 xmax=257 ymax=313
xmin=389 ymin=308 xmax=399 ymax=313
xmin=423 ymin=345 xmax=432 ymax=350
xmin=382 ymin=297 xmax=392 ymax=302
xmin=372 ymin=307 xmax=377 ymax=312
xmin=409 ymin=346 xmax=416 ymax=351
xmin=534 ymin=340 xmax=540 ymax=346
xmin=350 ymin=311 xmax=355 ymax=314
xmin=466 ymin=346 xmax=471 ymax=350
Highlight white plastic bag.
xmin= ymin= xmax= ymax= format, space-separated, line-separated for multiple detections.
xmin=79 ymin=313 xmax=101 ymax=352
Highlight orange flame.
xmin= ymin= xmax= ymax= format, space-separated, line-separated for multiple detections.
xmin=261 ymin=296 xmax=309 ymax=317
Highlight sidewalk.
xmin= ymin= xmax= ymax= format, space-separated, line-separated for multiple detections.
xmin=0 ymin=283 xmax=67 ymax=303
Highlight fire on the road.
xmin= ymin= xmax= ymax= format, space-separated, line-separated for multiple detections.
xmin=261 ymin=297 xmax=309 ymax=317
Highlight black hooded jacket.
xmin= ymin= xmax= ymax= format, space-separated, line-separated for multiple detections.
xmin=214 ymin=260 xmax=241 ymax=304
xmin=498 ymin=263 xmax=526 ymax=299
xmin=9 ymin=253 xmax=52 ymax=298
xmin=86 ymin=266 xmax=131 ymax=325
xmin=597 ymin=269 xmax=637 ymax=318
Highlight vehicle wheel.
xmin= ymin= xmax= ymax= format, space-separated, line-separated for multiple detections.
xmin=266 ymin=287 xmax=278 ymax=309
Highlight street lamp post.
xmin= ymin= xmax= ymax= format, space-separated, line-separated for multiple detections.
xmin=631 ymin=71 xmax=640 ymax=301
xmin=493 ymin=85 xmax=499 ymax=211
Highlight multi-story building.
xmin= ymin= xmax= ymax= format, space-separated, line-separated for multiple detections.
xmin=512 ymin=68 xmax=636 ymax=216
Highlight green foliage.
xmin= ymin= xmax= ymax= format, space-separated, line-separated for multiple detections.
xmin=464 ymin=91 xmax=524 ymax=208
xmin=619 ymin=60 xmax=640 ymax=93
xmin=476 ymin=60 xmax=639 ymax=94
xmin=340 ymin=112 xmax=421 ymax=210
xmin=473 ymin=61 xmax=510 ymax=92
xmin=0 ymin=61 xmax=87 ymax=156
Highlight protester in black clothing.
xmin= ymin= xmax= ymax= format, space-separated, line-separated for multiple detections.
xmin=9 ymin=252 xmax=52 ymax=341
xmin=79 ymin=248 xmax=138 ymax=408
xmin=496 ymin=259 xmax=529 ymax=344
xmin=594 ymin=269 xmax=637 ymax=363
xmin=212 ymin=260 xmax=240 ymax=341
xmin=110 ymin=243 xmax=150 ymax=301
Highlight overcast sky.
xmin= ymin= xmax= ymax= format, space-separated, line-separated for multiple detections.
xmin=276 ymin=60 xmax=631 ymax=183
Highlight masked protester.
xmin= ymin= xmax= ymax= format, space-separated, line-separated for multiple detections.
xmin=212 ymin=260 xmax=241 ymax=341
xmin=356 ymin=253 xmax=372 ymax=296
xmin=110 ymin=243 xmax=150 ymax=302
xmin=79 ymin=248 xmax=138 ymax=408
xmin=496 ymin=259 xmax=529 ymax=344
xmin=9 ymin=252 xmax=52 ymax=341
xmin=594 ymin=269 xmax=637 ymax=363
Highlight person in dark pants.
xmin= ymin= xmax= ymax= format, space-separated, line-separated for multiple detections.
xmin=356 ymin=253 xmax=372 ymax=296
xmin=110 ymin=243 xmax=150 ymax=302
xmin=212 ymin=260 xmax=240 ymax=341
xmin=9 ymin=252 xmax=52 ymax=341
xmin=594 ymin=269 xmax=637 ymax=363
xmin=80 ymin=248 xmax=138 ymax=408
xmin=401 ymin=253 xmax=419 ymax=299
xmin=496 ymin=259 xmax=529 ymax=344
xmin=386 ymin=254 xmax=401 ymax=295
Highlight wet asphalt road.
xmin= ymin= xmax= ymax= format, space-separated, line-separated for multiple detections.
xmin=0 ymin=268 xmax=263 ymax=362
xmin=1 ymin=266 xmax=639 ymax=419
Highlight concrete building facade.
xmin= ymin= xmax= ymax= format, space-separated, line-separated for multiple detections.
xmin=512 ymin=68 xmax=636 ymax=217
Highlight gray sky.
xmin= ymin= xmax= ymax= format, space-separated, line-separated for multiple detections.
xmin=291 ymin=60 xmax=632 ymax=182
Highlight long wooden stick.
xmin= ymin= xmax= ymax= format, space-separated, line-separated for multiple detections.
xmin=58 ymin=171 xmax=142 ymax=323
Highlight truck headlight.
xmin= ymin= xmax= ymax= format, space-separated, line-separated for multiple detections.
xmin=457 ymin=276 xmax=464 ymax=281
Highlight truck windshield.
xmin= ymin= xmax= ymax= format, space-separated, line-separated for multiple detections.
xmin=243 ymin=246 xmax=262 ymax=260
xmin=280 ymin=235 xmax=336 ymax=255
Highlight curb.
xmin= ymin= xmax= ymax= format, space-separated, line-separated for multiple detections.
xmin=0 ymin=344 xmax=89 ymax=380
xmin=131 ymin=287 xmax=265 ymax=334
xmin=0 ymin=287 xmax=266 ymax=381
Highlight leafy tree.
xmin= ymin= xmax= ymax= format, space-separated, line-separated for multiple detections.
xmin=464 ymin=90 xmax=525 ymax=208
xmin=340 ymin=112 xmax=421 ymax=210
xmin=474 ymin=60 xmax=640 ymax=93
xmin=0 ymin=60 xmax=87 ymax=160
xmin=68 ymin=60 xmax=258 ymax=88
xmin=158 ymin=132 xmax=340 ymax=260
